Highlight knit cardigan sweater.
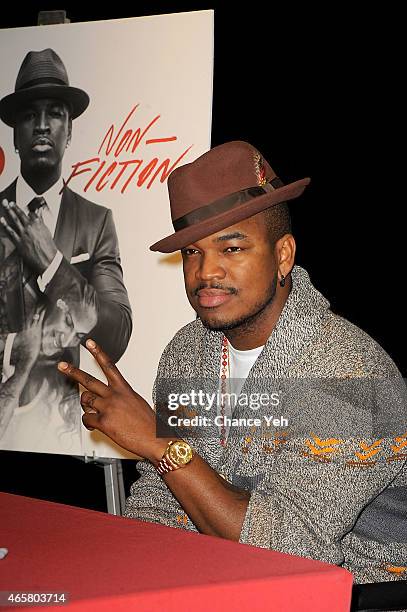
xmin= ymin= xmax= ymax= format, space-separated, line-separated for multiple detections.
xmin=124 ymin=266 xmax=406 ymax=584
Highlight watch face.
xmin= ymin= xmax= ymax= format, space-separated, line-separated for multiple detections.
xmin=168 ymin=441 xmax=193 ymax=466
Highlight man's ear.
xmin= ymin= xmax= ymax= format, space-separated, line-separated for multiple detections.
xmin=67 ymin=118 xmax=72 ymax=146
xmin=275 ymin=233 xmax=296 ymax=278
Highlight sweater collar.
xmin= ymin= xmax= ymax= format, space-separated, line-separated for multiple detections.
xmin=202 ymin=265 xmax=331 ymax=379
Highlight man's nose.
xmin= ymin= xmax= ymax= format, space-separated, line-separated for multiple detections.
xmin=196 ymin=253 xmax=226 ymax=281
xmin=34 ymin=110 xmax=50 ymax=133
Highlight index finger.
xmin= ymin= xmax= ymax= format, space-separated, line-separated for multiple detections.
xmin=57 ymin=361 xmax=109 ymax=397
xmin=85 ymin=339 xmax=127 ymax=387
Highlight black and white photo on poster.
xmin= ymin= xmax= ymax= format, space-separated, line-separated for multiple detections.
xmin=0 ymin=12 xmax=214 ymax=456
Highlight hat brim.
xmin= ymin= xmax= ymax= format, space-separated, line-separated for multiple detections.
xmin=150 ymin=177 xmax=310 ymax=253
xmin=0 ymin=84 xmax=90 ymax=127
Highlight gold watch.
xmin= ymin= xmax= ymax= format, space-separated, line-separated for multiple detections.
xmin=156 ymin=440 xmax=193 ymax=475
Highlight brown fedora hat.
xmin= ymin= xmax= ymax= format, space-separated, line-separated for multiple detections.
xmin=150 ymin=141 xmax=310 ymax=253
xmin=0 ymin=48 xmax=89 ymax=127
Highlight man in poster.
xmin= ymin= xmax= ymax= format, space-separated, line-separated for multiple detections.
xmin=0 ymin=49 xmax=132 ymax=447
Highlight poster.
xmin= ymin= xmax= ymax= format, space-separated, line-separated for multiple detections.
xmin=0 ymin=11 xmax=214 ymax=457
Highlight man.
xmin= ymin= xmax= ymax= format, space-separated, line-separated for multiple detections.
xmin=0 ymin=49 xmax=132 ymax=445
xmin=58 ymin=141 xmax=406 ymax=583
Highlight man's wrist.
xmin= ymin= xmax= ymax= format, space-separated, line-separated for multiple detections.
xmin=148 ymin=437 xmax=174 ymax=468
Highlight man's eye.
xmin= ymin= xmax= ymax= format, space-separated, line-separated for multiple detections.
xmin=182 ymin=248 xmax=199 ymax=256
xmin=225 ymin=246 xmax=242 ymax=253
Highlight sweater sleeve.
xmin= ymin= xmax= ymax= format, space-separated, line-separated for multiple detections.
xmin=123 ymin=335 xmax=198 ymax=533
xmin=123 ymin=458 xmax=198 ymax=532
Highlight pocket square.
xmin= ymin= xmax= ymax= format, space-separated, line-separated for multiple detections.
xmin=70 ymin=252 xmax=90 ymax=264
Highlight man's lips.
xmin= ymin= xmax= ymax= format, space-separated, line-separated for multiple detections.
xmin=32 ymin=138 xmax=53 ymax=151
xmin=196 ymin=288 xmax=233 ymax=308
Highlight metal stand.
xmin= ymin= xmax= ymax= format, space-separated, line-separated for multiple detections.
xmin=97 ymin=457 xmax=126 ymax=516
xmin=74 ymin=454 xmax=126 ymax=516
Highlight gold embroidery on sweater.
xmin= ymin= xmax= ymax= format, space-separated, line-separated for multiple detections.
xmin=384 ymin=564 xmax=407 ymax=575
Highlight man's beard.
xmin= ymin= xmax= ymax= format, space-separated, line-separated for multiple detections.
xmin=199 ymin=272 xmax=278 ymax=333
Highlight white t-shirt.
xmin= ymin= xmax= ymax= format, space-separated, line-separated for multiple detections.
xmin=228 ymin=342 xmax=264 ymax=397
xmin=218 ymin=340 xmax=264 ymax=438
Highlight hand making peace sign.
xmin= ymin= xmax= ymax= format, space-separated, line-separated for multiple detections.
xmin=57 ymin=339 xmax=165 ymax=462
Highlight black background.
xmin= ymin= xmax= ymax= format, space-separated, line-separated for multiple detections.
xmin=0 ymin=5 xmax=404 ymax=511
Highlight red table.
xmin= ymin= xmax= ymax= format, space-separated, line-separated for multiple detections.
xmin=0 ymin=492 xmax=353 ymax=611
